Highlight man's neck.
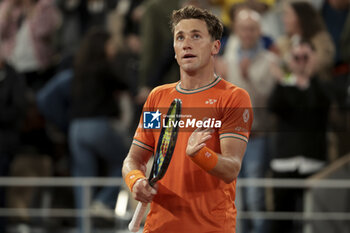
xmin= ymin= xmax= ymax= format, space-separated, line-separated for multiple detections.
xmin=179 ymin=67 xmax=217 ymax=90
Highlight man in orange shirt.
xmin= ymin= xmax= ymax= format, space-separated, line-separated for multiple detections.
xmin=122 ymin=5 xmax=253 ymax=233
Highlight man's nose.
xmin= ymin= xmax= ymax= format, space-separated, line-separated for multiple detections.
xmin=182 ymin=37 xmax=192 ymax=50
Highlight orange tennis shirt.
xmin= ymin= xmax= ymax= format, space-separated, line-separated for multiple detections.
xmin=132 ymin=77 xmax=253 ymax=233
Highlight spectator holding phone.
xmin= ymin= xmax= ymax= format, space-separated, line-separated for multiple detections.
xmin=268 ymin=41 xmax=331 ymax=233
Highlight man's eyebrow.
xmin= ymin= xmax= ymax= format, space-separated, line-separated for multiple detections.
xmin=175 ymin=29 xmax=203 ymax=35
xmin=191 ymin=29 xmax=202 ymax=33
xmin=175 ymin=31 xmax=184 ymax=36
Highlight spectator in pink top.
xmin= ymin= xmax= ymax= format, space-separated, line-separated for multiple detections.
xmin=0 ymin=0 xmax=60 ymax=90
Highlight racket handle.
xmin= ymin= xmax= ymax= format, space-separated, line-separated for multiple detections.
xmin=128 ymin=202 xmax=148 ymax=232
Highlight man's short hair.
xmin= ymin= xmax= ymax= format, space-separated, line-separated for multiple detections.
xmin=171 ymin=5 xmax=223 ymax=41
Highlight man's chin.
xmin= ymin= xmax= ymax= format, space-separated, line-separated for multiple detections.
xmin=181 ymin=64 xmax=198 ymax=73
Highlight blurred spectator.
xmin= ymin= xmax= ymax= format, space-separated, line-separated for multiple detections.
xmin=0 ymin=60 xmax=26 ymax=232
xmin=210 ymin=0 xmax=274 ymax=26
xmin=108 ymin=0 xmax=142 ymax=89
xmin=0 ymin=0 xmax=60 ymax=218
xmin=84 ymin=0 xmax=119 ymax=30
xmin=0 ymin=0 xmax=61 ymax=91
xmin=37 ymin=69 xmax=72 ymax=134
xmin=320 ymin=0 xmax=350 ymax=157
xmin=36 ymin=69 xmax=72 ymax=186
xmin=56 ymin=0 xmax=119 ymax=68
xmin=321 ymin=0 xmax=350 ymax=65
xmin=222 ymin=8 xmax=277 ymax=233
xmin=0 ymin=0 xmax=59 ymax=219
xmin=136 ymin=0 xmax=181 ymax=104
xmin=68 ymin=28 xmax=130 ymax=232
xmin=268 ymin=41 xmax=331 ymax=233
xmin=122 ymin=0 xmax=144 ymax=37
xmin=223 ymin=3 xmax=279 ymax=54
xmin=56 ymin=0 xmax=85 ymax=61
xmin=277 ymin=1 xmax=335 ymax=81
xmin=210 ymin=0 xmax=283 ymax=40
xmin=111 ymin=42 xmax=141 ymax=133
xmin=104 ymin=0 xmax=143 ymax=132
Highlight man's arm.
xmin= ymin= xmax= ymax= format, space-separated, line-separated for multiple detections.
xmin=122 ymin=144 xmax=157 ymax=203
xmin=210 ymin=137 xmax=246 ymax=183
xmin=186 ymin=128 xmax=246 ymax=184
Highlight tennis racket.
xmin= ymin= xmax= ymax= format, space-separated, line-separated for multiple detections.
xmin=128 ymin=98 xmax=182 ymax=232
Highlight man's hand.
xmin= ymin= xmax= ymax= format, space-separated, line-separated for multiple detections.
xmin=132 ymin=178 xmax=158 ymax=203
xmin=186 ymin=127 xmax=214 ymax=157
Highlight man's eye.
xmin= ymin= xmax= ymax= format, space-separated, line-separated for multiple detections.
xmin=177 ymin=36 xmax=184 ymax=41
xmin=193 ymin=34 xmax=201 ymax=39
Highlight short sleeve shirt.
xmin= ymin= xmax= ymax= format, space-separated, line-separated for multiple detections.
xmin=133 ymin=77 xmax=253 ymax=233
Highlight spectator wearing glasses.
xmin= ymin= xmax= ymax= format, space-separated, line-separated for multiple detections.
xmin=268 ymin=41 xmax=332 ymax=233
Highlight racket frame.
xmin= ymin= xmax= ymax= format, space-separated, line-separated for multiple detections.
xmin=128 ymin=98 xmax=182 ymax=232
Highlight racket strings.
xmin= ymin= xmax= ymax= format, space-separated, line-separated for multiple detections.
xmin=156 ymin=107 xmax=177 ymax=174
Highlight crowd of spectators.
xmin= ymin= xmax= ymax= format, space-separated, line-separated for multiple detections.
xmin=0 ymin=0 xmax=349 ymax=232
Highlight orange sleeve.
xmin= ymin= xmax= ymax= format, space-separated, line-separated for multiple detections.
xmin=219 ymin=88 xmax=253 ymax=143
xmin=132 ymin=90 xmax=157 ymax=152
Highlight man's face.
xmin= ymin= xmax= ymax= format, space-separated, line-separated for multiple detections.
xmin=173 ymin=19 xmax=219 ymax=74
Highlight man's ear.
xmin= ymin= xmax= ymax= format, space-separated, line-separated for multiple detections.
xmin=211 ymin=40 xmax=221 ymax=56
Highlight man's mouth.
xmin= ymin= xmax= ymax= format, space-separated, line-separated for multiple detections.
xmin=183 ymin=54 xmax=196 ymax=59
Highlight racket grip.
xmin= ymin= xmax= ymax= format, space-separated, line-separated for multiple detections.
xmin=128 ymin=202 xmax=148 ymax=232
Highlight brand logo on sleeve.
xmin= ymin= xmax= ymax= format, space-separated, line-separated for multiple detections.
xmin=243 ymin=109 xmax=250 ymax=123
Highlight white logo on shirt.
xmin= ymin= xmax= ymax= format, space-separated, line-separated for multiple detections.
xmin=205 ymin=152 xmax=212 ymax=158
xmin=243 ymin=109 xmax=249 ymax=123
xmin=205 ymin=99 xmax=217 ymax=104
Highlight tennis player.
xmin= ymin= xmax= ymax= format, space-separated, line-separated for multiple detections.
xmin=122 ymin=5 xmax=253 ymax=233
